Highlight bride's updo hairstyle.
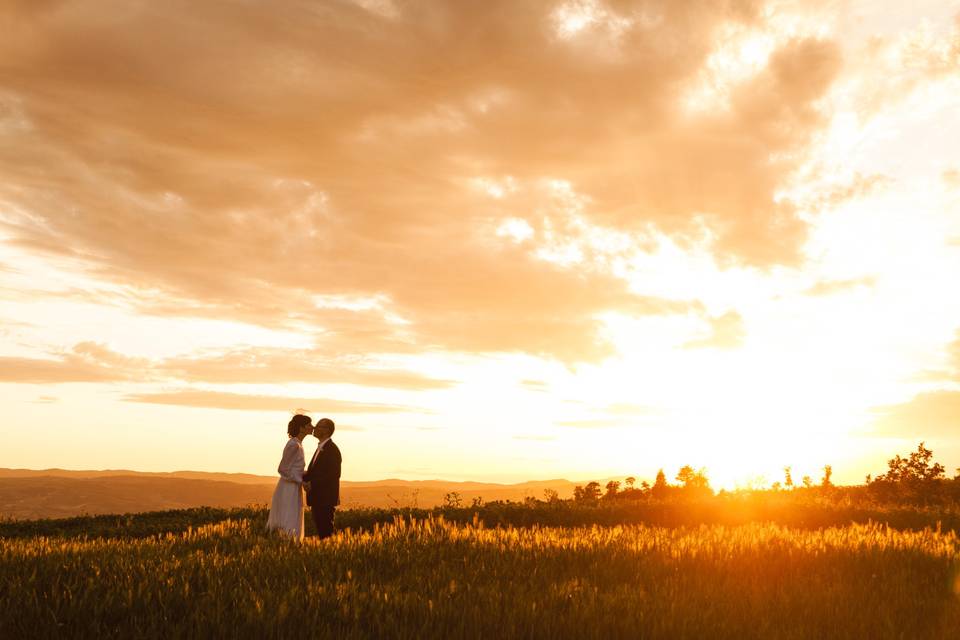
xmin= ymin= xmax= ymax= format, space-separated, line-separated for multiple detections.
xmin=287 ymin=414 xmax=311 ymax=437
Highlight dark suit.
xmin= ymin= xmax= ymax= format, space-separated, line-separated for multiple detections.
xmin=304 ymin=439 xmax=341 ymax=538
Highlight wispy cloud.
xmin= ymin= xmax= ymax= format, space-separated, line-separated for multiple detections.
xmin=804 ymin=277 xmax=876 ymax=297
xmin=870 ymin=389 xmax=960 ymax=439
xmin=603 ymin=403 xmax=664 ymax=416
xmin=0 ymin=356 xmax=132 ymax=384
xmin=513 ymin=434 xmax=556 ymax=441
xmin=554 ymin=401 xmax=665 ymax=429
xmin=0 ymin=342 xmax=453 ymax=390
xmin=157 ymin=347 xmax=456 ymax=390
xmin=942 ymin=168 xmax=960 ymax=188
xmin=683 ymin=311 xmax=746 ymax=350
xmin=555 ymin=418 xmax=626 ymax=429
xmin=520 ymin=379 xmax=549 ymax=392
xmin=125 ymin=390 xmax=419 ymax=413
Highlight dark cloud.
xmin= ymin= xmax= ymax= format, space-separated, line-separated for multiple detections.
xmin=0 ymin=1 xmax=843 ymax=362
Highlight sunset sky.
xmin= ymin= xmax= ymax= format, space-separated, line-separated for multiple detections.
xmin=1 ymin=0 xmax=959 ymax=487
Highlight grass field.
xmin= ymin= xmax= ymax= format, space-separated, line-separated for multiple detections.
xmin=4 ymin=492 xmax=960 ymax=539
xmin=2 ymin=508 xmax=959 ymax=639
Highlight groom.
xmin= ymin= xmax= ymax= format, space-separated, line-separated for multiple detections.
xmin=303 ymin=417 xmax=341 ymax=539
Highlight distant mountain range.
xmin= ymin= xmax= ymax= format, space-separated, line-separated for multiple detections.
xmin=0 ymin=468 xmax=578 ymax=520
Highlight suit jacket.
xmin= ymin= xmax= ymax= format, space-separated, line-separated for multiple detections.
xmin=305 ymin=440 xmax=341 ymax=507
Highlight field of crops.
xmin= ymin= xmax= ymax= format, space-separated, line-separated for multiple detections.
xmin=2 ymin=512 xmax=959 ymax=639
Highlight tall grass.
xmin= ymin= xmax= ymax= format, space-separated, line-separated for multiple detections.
xmin=2 ymin=516 xmax=958 ymax=639
xmin=4 ymin=494 xmax=960 ymax=540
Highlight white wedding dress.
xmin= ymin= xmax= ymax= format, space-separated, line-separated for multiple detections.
xmin=266 ymin=437 xmax=305 ymax=539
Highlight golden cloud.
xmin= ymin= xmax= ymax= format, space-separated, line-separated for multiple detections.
xmin=871 ymin=390 xmax=960 ymax=439
xmin=0 ymin=342 xmax=453 ymax=390
xmin=0 ymin=1 xmax=845 ymax=362
xmin=0 ymin=356 xmax=124 ymax=384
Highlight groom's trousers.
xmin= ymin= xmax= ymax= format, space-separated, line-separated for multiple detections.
xmin=311 ymin=504 xmax=336 ymax=539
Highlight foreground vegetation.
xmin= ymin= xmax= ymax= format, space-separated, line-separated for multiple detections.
xmin=4 ymin=492 xmax=960 ymax=541
xmin=2 ymin=516 xmax=958 ymax=639
xmin=3 ymin=442 xmax=959 ymax=637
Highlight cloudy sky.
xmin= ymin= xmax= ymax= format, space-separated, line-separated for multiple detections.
xmin=1 ymin=0 xmax=959 ymax=486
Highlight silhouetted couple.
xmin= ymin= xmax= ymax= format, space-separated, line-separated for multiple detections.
xmin=265 ymin=415 xmax=342 ymax=541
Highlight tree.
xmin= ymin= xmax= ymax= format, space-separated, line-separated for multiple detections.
xmin=869 ymin=442 xmax=948 ymax=504
xmin=676 ymin=466 xmax=711 ymax=492
xmin=543 ymin=489 xmax=559 ymax=503
xmin=654 ymin=469 xmax=667 ymax=488
xmin=624 ymin=476 xmax=636 ymax=490
xmin=875 ymin=442 xmax=945 ymax=483
xmin=801 ymin=475 xmax=813 ymax=488
xmin=574 ymin=481 xmax=601 ymax=503
xmin=582 ymin=481 xmax=601 ymax=502
xmin=651 ymin=469 xmax=669 ymax=498
xmin=783 ymin=466 xmax=793 ymax=489
xmin=604 ymin=480 xmax=621 ymax=498
xmin=444 ymin=492 xmax=463 ymax=508
xmin=821 ymin=465 xmax=833 ymax=488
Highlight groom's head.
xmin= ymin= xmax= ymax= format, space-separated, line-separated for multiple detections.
xmin=314 ymin=417 xmax=335 ymax=440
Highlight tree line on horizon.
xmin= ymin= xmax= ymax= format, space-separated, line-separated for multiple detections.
xmin=563 ymin=442 xmax=960 ymax=506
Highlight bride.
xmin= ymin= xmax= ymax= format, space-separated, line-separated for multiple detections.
xmin=266 ymin=414 xmax=313 ymax=539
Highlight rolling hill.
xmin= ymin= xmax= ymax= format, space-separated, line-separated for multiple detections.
xmin=0 ymin=469 xmax=578 ymax=519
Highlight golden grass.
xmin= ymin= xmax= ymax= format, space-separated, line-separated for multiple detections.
xmin=2 ymin=516 xmax=959 ymax=638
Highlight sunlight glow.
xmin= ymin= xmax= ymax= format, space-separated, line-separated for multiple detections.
xmin=2 ymin=0 xmax=959 ymax=487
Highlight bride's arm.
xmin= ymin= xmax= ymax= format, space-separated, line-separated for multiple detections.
xmin=277 ymin=440 xmax=305 ymax=483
